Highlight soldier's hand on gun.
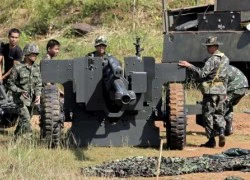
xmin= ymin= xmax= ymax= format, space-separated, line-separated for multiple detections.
xmin=178 ymin=60 xmax=192 ymax=68
xmin=22 ymin=91 xmax=29 ymax=99
xmin=34 ymin=96 xmax=40 ymax=105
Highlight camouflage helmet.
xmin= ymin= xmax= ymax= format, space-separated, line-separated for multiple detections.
xmin=95 ymin=36 xmax=107 ymax=47
xmin=23 ymin=43 xmax=39 ymax=56
xmin=202 ymin=36 xmax=223 ymax=46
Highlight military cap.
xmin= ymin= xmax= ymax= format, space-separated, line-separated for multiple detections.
xmin=95 ymin=36 xmax=107 ymax=47
xmin=202 ymin=36 xmax=223 ymax=46
xmin=23 ymin=43 xmax=39 ymax=56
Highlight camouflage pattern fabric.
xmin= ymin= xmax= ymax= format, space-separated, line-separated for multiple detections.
xmin=225 ymin=88 xmax=247 ymax=125
xmin=14 ymin=105 xmax=33 ymax=136
xmin=94 ymin=36 xmax=107 ymax=47
xmin=227 ymin=65 xmax=248 ymax=92
xmin=202 ymin=94 xmax=226 ymax=138
xmin=23 ymin=43 xmax=39 ymax=56
xmin=87 ymin=51 xmax=110 ymax=58
xmin=41 ymin=54 xmax=52 ymax=61
xmin=189 ymin=50 xmax=229 ymax=95
xmin=225 ymin=66 xmax=248 ymax=133
xmin=81 ymin=148 xmax=250 ymax=177
xmin=225 ymin=176 xmax=245 ymax=180
xmin=7 ymin=62 xmax=42 ymax=135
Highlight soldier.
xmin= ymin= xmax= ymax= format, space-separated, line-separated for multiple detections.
xmin=224 ymin=65 xmax=248 ymax=136
xmin=178 ymin=36 xmax=229 ymax=148
xmin=41 ymin=39 xmax=60 ymax=61
xmin=0 ymin=28 xmax=22 ymax=84
xmin=7 ymin=43 xmax=42 ymax=137
xmin=87 ymin=36 xmax=109 ymax=58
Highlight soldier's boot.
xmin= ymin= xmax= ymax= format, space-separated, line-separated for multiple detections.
xmin=225 ymin=120 xmax=233 ymax=136
xmin=219 ymin=128 xmax=226 ymax=147
xmin=200 ymin=137 xmax=216 ymax=148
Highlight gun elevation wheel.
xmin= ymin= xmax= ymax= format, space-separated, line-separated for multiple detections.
xmin=40 ymin=85 xmax=62 ymax=148
xmin=166 ymin=83 xmax=186 ymax=150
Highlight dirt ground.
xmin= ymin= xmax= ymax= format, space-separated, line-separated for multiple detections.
xmin=158 ymin=113 xmax=250 ymax=180
xmin=30 ymin=113 xmax=250 ymax=179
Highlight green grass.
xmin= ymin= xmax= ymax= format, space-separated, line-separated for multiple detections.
xmin=0 ymin=133 xmax=162 ymax=179
xmin=0 ymin=0 xmax=212 ymax=63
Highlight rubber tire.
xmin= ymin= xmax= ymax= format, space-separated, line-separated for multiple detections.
xmin=40 ymin=85 xmax=61 ymax=148
xmin=166 ymin=83 xmax=186 ymax=150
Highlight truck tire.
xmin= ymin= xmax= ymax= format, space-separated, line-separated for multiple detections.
xmin=40 ymin=85 xmax=62 ymax=148
xmin=166 ymin=83 xmax=186 ymax=150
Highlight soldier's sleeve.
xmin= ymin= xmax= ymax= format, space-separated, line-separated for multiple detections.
xmin=35 ymin=67 xmax=42 ymax=96
xmin=188 ymin=58 xmax=214 ymax=78
xmin=41 ymin=54 xmax=51 ymax=61
xmin=7 ymin=65 xmax=23 ymax=93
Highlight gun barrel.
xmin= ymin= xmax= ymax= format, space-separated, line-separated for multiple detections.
xmin=108 ymin=57 xmax=122 ymax=78
xmin=113 ymin=79 xmax=136 ymax=105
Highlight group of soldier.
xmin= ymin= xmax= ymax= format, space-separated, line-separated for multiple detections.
xmin=179 ymin=36 xmax=249 ymax=148
xmin=0 ymin=28 xmax=248 ymax=147
xmin=0 ymin=28 xmax=108 ymax=139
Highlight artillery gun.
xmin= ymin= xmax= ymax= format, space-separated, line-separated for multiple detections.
xmin=40 ymin=0 xmax=250 ymax=149
xmin=0 ymin=85 xmax=18 ymax=128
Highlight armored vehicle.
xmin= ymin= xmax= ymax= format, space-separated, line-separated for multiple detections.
xmin=40 ymin=0 xmax=250 ymax=149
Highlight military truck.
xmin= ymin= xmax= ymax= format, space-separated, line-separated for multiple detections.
xmin=39 ymin=0 xmax=250 ymax=149
xmin=164 ymin=0 xmax=250 ymax=77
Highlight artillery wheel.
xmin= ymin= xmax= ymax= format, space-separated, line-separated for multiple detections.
xmin=166 ymin=83 xmax=186 ymax=150
xmin=40 ymin=85 xmax=62 ymax=148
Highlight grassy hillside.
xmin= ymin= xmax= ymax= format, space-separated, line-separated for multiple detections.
xmin=0 ymin=0 xmax=210 ymax=61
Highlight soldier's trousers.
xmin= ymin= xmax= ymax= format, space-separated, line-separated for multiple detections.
xmin=225 ymin=88 xmax=247 ymax=124
xmin=14 ymin=105 xmax=33 ymax=136
xmin=202 ymin=94 xmax=226 ymax=139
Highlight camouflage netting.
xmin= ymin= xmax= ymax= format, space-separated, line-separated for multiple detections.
xmin=81 ymin=148 xmax=250 ymax=177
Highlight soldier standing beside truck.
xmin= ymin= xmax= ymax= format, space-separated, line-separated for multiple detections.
xmin=224 ymin=65 xmax=248 ymax=136
xmin=178 ymin=36 xmax=229 ymax=148
xmin=7 ymin=43 xmax=42 ymax=138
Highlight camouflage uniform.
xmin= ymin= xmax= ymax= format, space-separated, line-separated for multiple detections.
xmin=87 ymin=51 xmax=110 ymax=58
xmin=189 ymin=48 xmax=229 ymax=139
xmin=225 ymin=65 xmax=248 ymax=135
xmin=41 ymin=54 xmax=52 ymax=61
xmin=7 ymin=44 xmax=42 ymax=136
xmin=87 ymin=36 xmax=109 ymax=58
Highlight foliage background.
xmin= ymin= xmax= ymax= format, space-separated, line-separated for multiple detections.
xmin=0 ymin=0 xmax=211 ymax=61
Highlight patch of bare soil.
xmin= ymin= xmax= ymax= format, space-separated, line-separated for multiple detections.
xmin=158 ymin=113 xmax=250 ymax=180
xmin=30 ymin=113 xmax=250 ymax=179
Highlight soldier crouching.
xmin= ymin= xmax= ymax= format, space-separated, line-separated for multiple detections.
xmin=7 ymin=43 xmax=42 ymax=138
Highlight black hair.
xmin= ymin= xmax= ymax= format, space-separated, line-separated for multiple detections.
xmin=46 ymin=39 xmax=60 ymax=51
xmin=8 ymin=28 xmax=21 ymax=37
